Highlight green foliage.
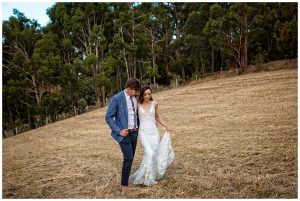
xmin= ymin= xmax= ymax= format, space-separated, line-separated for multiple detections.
xmin=146 ymin=65 xmax=159 ymax=78
xmin=89 ymin=25 xmax=107 ymax=46
xmin=3 ymin=80 xmax=24 ymax=105
xmin=84 ymin=53 xmax=97 ymax=67
xmin=3 ymin=2 xmax=298 ymax=134
xmin=210 ymin=4 xmax=223 ymax=19
xmin=77 ymin=98 xmax=88 ymax=113
xmin=103 ymin=56 xmax=117 ymax=75
xmin=62 ymin=38 xmax=72 ymax=50
xmin=95 ymin=73 xmax=112 ymax=90
xmin=276 ymin=19 xmax=297 ymax=58
xmin=40 ymin=93 xmax=65 ymax=116
xmin=78 ymin=77 xmax=94 ymax=94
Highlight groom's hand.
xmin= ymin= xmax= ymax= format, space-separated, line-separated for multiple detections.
xmin=119 ymin=129 xmax=129 ymax=137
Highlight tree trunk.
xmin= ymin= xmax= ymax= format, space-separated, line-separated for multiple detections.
xmin=102 ymin=86 xmax=106 ymax=107
xmin=96 ymin=45 xmax=100 ymax=73
xmin=7 ymin=106 xmax=16 ymax=135
xmin=25 ymin=94 xmax=36 ymax=129
xmin=31 ymin=75 xmax=40 ymax=105
xmin=200 ymin=52 xmax=205 ymax=75
xmin=124 ymin=49 xmax=130 ymax=79
xmin=116 ymin=65 xmax=122 ymax=92
xmin=239 ymin=3 xmax=248 ymax=74
xmin=195 ymin=59 xmax=199 ymax=75
xmin=73 ymin=106 xmax=77 ymax=116
xmin=221 ymin=51 xmax=224 ymax=72
xmin=133 ymin=53 xmax=137 ymax=78
xmin=27 ymin=106 xmax=35 ymax=129
xmin=138 ymin=61 xmax=142 ymax=81
xmin=96 ymin=87 xmax=101 ymax=106
xmin=215 ymin=50 xmax=222 ymax=72
xmin=132 ymin=23 xmax=137 ymax=78
xmin=120 ymin=26 xmax=130 ymax=79
xmin=151 ymin=28 xmax=156 ymax=85
xmin=211 ymin=48 xmax=214 ymax=73
xmin=165 ymin=56 xmax=170 ymax=74
xmin=182 ymin=67 xmax=185 ymax=82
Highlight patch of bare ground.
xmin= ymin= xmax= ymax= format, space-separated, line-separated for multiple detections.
xmin=3 ymin=63 xmax=297 ymax=198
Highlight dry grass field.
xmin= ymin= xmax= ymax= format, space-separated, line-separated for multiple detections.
xmin=3 ymin=63 xmax=297 ymax=198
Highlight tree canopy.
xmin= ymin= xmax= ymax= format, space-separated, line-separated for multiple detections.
xmin=2 ymin=2 xmax=297 ymax=136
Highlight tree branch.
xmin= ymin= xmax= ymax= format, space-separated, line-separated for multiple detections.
xmin=3 ymin=58 xmax=32 ymax=77
xmin=19 ymin=99 xmax=32 ymax=107
xmin=13 ymin=40 xmax=29 ymax=58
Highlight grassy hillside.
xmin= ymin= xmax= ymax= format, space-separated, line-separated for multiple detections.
xmin=3 ymin=67 xmax=297 ymax=198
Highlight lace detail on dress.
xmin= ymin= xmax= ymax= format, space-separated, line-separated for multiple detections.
xmin=129 ymin=101 xmax=175 ymax=186
xmin=156 ymin=131 xmax=175 ymax=180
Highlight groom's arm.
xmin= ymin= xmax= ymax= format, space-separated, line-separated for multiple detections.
xmin=105 ymin=96 xmax=122 ymax=134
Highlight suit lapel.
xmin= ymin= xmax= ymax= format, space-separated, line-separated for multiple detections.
xmin=121 ymin=90 xmax=128 ymax=123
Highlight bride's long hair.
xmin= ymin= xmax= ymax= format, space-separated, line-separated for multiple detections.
xmin=138 ymin=86 xmax=153 ymax=104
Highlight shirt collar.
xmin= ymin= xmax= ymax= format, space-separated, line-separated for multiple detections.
xmin=124 ymin=90 xmax=130 ymax=100
xmin=124 ymin=90 xmax=136 ymax=101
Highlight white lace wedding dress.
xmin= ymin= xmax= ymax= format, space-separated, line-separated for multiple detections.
xmin=129 ymin=101 xmax=175 ymax=186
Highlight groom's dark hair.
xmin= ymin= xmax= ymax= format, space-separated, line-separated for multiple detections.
xmin=125 ymin=78 xmax=141 ymax=91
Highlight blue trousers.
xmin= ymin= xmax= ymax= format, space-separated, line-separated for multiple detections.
xmin=118 ymin=131 xmax=138 ymax=186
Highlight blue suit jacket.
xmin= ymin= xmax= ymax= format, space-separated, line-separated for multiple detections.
xmin=105 ymin=90 xmax=139 ymax=142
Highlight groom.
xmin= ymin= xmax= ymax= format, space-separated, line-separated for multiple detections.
xmin=105 ymin=78 xmax=141 ymax=192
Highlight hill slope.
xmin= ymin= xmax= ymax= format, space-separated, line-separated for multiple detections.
xmin=3 ymin=68 xmax=297 ymax=198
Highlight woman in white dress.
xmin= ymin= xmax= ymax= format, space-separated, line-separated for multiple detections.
xmin=130 ymin=86 xmax=175 ymax=186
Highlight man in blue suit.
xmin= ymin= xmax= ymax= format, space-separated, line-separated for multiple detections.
xmin=105 ymin=78 xmax=141 ymax=193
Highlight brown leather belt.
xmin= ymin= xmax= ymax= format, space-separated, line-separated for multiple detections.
xmin=128 ymin=128 xmax=138 ymax=133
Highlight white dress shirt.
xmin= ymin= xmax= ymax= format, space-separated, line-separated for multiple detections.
xmin=124 ymin=91 xmax=138 ymax=129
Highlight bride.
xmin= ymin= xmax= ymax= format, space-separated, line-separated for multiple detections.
xmin=130 ymin=86 xmax=175 ymax=186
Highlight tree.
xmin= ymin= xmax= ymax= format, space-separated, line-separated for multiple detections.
xmin=205 ymin=3 xmax=265 ymax=73
xmin=183 ymin=3 xmax=211 ymax=75
xmin=2 ymin=2 xmax=298 ymax=136
xmin=167 ymin=3 xmax=190 ymax=80
xmin=47 ymin=3 xmax=112 ymax=106
xmin=3 ymin=9 xmax=42 ymax=131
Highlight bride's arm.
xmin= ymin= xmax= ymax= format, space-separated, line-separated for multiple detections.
xmin=154 ymin=101 xmax=172 ymax=132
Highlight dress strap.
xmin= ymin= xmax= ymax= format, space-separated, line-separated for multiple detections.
xmin=151 ymin=101 xmax=155 ymax=110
